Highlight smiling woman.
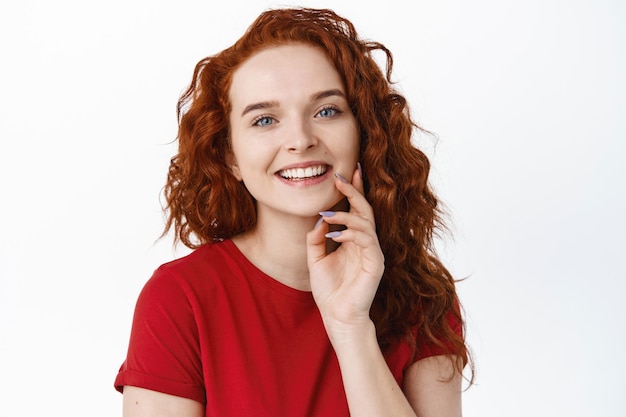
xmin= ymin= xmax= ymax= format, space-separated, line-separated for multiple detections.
xmin=228 ymin=44 xmax=360 ymax=223
xmin=114 ymin=7 xmax=473 ymax=417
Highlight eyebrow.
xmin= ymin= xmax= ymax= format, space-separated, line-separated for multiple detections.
xmin=310 ymin=88 xmax=346 ymax=101
xmin=241 ymin=100 xmax=279 ymax=117
xmin=240 ymin=89 xmax=346 ymax=117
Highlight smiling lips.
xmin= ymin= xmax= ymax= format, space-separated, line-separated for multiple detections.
xmin=278 ymin=165 xmax=328 ymax=180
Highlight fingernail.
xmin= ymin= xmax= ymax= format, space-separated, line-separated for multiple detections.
xmin=335 ymin=172 xmax=348 ymax=183
xmin=319 ymin=211 xmax=336 ymax=217
xmin=357 ymin=162 xmax=363 ymax=178
xmin=325 ymin=231 xmax=342 ymax=238
xmin=314 ymin=216 xmax=324 ymax=229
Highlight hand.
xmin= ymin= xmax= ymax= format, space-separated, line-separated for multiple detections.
xmin=306 ymin=166 xmax=385 ymax=340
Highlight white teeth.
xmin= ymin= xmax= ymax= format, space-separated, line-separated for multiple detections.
xmin=279 ymin=165 xmax=327 ymax=180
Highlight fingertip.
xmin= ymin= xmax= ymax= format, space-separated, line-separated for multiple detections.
xmin=334 ymin=171 xmax=349 ymax=184
xmin=351 ymin=165 xmax=360 ymax=184
xmin=307 ymin=217 xmax=327 ymax=245
xmin=352 ymin=163 xmax=364 ymax=193
xmin=314 ymin=215 xmax=325 ymax=230
xmin=325 ymin=230 xmax=342 ymax=239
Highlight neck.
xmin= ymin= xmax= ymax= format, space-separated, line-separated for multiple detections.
xmin=232 ymin=199 xmax=348 ymax=291
xmin=232 ymin=214 xmax=316 ymax=291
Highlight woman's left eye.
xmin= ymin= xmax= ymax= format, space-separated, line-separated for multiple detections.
xmin=316 ymin=106 xmax=341 ymax=118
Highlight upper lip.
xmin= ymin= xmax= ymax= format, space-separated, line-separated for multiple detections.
xmin=276 ymin=161 xmax=330 ymax=179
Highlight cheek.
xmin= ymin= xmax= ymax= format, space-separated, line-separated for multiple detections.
xmin=232 ymin=144 xmax=271 ymax=178
xmin=345 ymin=119 xmax=360 ymax=156
xmin=345 ymin=129 xmax=361 ymax=162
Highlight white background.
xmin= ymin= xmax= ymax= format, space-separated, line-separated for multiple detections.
xmin=1 ymin=0 xmax=624 ymax=416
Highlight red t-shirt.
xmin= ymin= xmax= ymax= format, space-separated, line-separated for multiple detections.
xmin=115 ymin=240 xmax=458 ymax=416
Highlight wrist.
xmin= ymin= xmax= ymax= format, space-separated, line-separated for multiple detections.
xmin=323 ymin=317 xmax=377 ymax=352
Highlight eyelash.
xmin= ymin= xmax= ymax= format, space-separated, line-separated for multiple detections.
xmin=316 ymin=105 xmax=342 ymax=118
xmin=252 ymin=115 xmax=275 ymax=127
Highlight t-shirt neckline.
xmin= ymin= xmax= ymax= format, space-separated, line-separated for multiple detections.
xmin=220 ymin=239 xmax=315 ymax=303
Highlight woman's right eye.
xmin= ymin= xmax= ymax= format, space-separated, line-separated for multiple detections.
xmin=252 ymin=116 xmax=276 ymax=126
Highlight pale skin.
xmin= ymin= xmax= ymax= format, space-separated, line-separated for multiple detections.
xmin=123 ymin=44 xmax=463 ymax=416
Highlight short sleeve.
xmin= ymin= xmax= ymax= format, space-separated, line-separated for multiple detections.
xmin=114 ymin=267 xmax=206 ymax=404
xmin=414 ymin=303 xmax=464 ymax=362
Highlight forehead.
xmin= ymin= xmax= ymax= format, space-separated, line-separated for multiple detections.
xmin=229 ymin=44 xmax=345 ymax=109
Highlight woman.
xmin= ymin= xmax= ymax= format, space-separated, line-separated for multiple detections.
xmin=115 ymin=7 xmax=472 ymax=416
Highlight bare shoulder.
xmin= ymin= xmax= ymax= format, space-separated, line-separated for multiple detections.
xmin=403 ymin=355 xmax=463 ymax=417
xmin=122 ymin=386 xmax=204 ymax=417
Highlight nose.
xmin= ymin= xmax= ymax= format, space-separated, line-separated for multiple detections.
xmin=285 ymin=119 xmax=318 ymax=153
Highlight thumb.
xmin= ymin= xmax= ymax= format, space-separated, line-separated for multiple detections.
xmin=306 ymin=216 xmax=328 ymax=266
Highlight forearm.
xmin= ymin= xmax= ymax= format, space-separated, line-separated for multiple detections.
xmin=328 ymin=320 xmax=417 ymax=417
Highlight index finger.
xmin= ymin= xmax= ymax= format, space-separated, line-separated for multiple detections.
xmin=334 ymin=166 xmax=372 ymax=218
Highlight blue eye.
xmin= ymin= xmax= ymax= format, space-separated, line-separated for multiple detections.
xmin=253 ymin=116 xmax=275 ymax=126
xmin=317 ymin=106 xmax=341 ymax=118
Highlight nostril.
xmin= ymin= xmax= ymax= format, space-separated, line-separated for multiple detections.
xmin=285 ymin=132 xmax=318 ymax=152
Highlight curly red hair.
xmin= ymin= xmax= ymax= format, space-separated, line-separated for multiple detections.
xmin=163 ymin=7 xmax=472 ymax=381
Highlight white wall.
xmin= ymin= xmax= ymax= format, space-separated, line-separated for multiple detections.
xmin=1 ymin=1 xmax=624 ymax=416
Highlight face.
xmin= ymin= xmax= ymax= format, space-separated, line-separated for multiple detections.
xmin=228 ymin=44 xmax=359 ymax=222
